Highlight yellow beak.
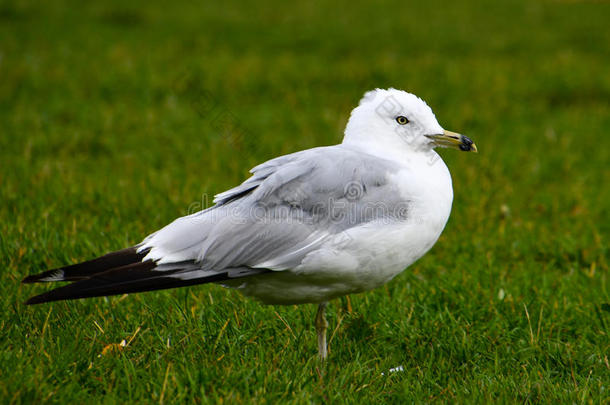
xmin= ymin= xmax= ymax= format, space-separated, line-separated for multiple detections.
xmin=425 ymin=130 xmax=478 ymax=152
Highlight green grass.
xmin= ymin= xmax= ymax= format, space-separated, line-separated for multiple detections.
xmin=1 ymin=0 xmax=609 ymax=402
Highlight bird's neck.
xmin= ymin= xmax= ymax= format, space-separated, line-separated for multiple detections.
xmin=341 ymin=137 xmax=437 ymax=167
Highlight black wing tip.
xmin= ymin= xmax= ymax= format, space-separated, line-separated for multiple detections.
xmin=24 ymin=293 xmax=83 ymax=305
xmin=21 ymin=246 xmax=149 ymax=285
xmin=22 ymin=267 xmax=270 ymax=305
xmin=24 ymin=296 xmax=44 ymax=305
xmin=21 ymin=268 xmax=66 ymax=284
xmin=22 ymin=275 xmax=39 ymax=284
xmin=24 ymin=293 xmax=58 ymax=305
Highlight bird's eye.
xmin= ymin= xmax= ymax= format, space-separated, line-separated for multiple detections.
xmin=396 ymin=116 xmax=409 ymax=125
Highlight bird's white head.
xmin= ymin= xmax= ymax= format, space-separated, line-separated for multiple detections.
xmin=342 ymin=88 xmax=476 ymax=158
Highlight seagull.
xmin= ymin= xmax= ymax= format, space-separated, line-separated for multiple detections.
xmin=23 ymin=88 xmax=477 ymax=359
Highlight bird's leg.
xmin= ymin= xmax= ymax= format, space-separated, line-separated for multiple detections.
xmin=315 ymin=301 xmax=329 ymax=360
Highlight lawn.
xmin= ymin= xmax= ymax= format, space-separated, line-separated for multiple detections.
xmin=1 ymin=0 xmax=609 ymax=403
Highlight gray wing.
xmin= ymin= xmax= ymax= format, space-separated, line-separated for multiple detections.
xmin=138 ymin=145 xmax=407 ymax=273
xmin=22 ymin=146 xmax=411 ymax=305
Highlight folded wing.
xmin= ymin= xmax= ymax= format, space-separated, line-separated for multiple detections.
xmin=23 ymin=145 xmax=406 ymax=304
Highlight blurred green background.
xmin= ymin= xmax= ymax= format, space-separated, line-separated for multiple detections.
xmin=1 ymin=0 xmax=609 ymax=403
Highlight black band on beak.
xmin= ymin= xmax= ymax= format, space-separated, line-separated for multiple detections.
xmin=459 ymin=135 xmax=475 ymax=152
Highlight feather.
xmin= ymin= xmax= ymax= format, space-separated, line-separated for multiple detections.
xmin=24 ymin=258 xmax=268 ymax=305
xmin=22 ymin=247 xmax=148 ymax=283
